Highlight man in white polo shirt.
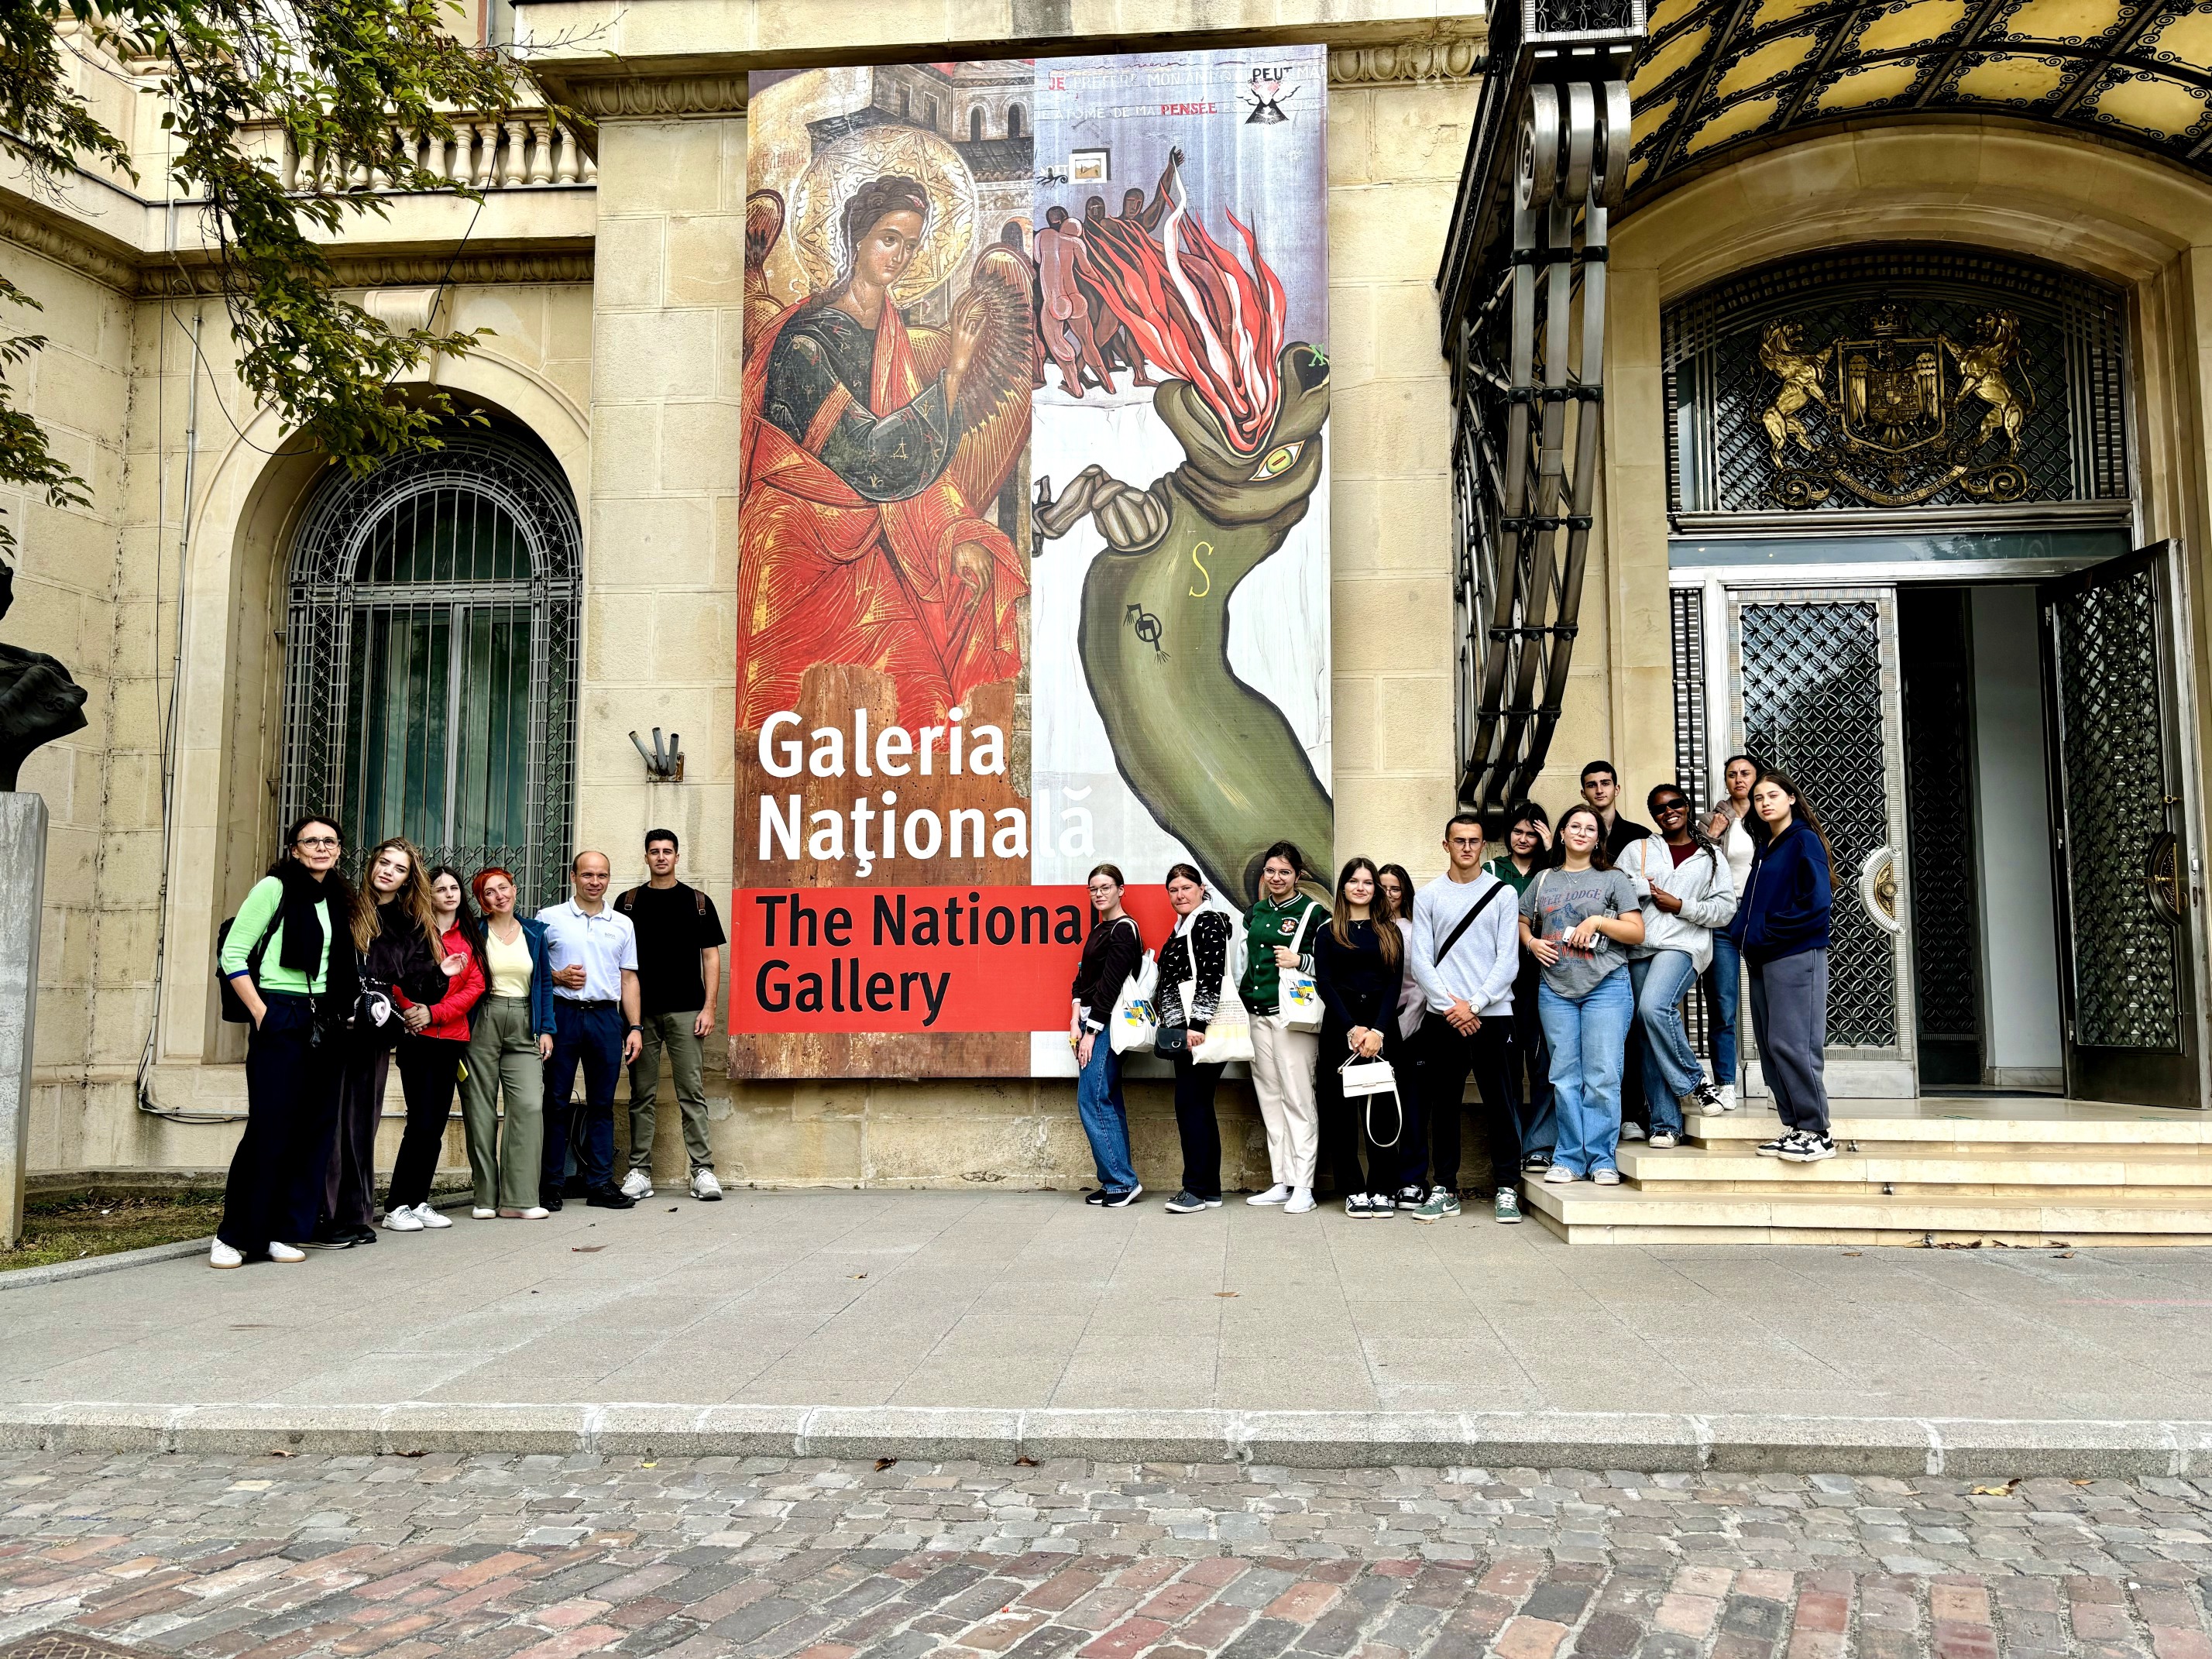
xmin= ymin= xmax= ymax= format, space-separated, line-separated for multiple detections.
xmin=537 ymin=850 xmax=644 ymax=1211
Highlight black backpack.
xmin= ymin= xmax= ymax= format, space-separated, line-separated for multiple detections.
xmin=215 ymin=908 xmax=283 ymax=1023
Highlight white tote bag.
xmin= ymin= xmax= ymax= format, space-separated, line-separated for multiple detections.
xmin=1200 ymin=967 xmax=1255 ymax=1063
xmin=1108 ymin=939 xmax=1159 ymax=1055
xmin=1276 ymin=899 xmax=1324 ymax=1033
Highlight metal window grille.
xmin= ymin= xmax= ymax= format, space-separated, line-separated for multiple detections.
xmin=280 ymin=431 xmax=582 ymax=912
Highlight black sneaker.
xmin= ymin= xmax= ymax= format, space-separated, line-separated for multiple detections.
xmin=1351 ymin=1192 xmax=1392 ymax=1218
xmin=1521 ymin=1150 xmax=1552 ymax=1173
xmin=1163 ymin=1190 xmax=1215 ymax=1214
xmin=1779 ymin=1133 xmax=1836 ymax=1163
xmin=1393 ymin=1185 xmax=1426 ymax=1211
xmin=1102 ymin=1183 xmax=1144 ymax=1208
xmin=1756 ymin=1132 xmax=1803 ymax=1157
xmin=305 ymin=1224 xmax=357 ymax=1250
xmin=1691 ymin=1081 xmax=1723 ymax=1112
xmin=585 ymin=1187 xmax=636 ymax=1209
xmin=539 ymin=1190 xmax=565 ymax=1213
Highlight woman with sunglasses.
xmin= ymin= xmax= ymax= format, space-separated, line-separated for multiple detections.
xmin=211 ymin=816 xmax=359 ymax=1268
xmin=1701 ymin=754 xmax=1759 ymax=1110
xmin=461 ymin=868 xmax=557 ymax=1218
xmin=1520 ymin=806 xmax=1644 ymax=1184
xmin=1617 ymin=786 xmax=1737 ymax=1149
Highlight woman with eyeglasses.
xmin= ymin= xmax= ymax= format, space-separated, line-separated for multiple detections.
xmin=383 ymin=866 xmax=487 ymax=1231
xmin=1617 ymin=786 xmax=1738 ymax=1149
xmin=1701 ymin=753 xmax=1759 ymax=1111
xmin=318 ymin=838 xmax=452 ymax=1249
xmin=1520 ymin=805 xmax=1644 ymax=1185
xmin=1727 ymin=770 xmax=1837 ymax=1163
xmin=1071 ymin=864 xmax=1145 ymax=1207
xmin=211 ymin=816 xmax=359 ymax=1269
xmin=1484 ymin=803 xmax=1554 ymax=1171
xmin=462 ymin=868 xmax=557 ymax=1218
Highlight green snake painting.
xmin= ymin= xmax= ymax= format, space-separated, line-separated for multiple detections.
xmin=1035 ymin=342 xmax=1333 ymax=906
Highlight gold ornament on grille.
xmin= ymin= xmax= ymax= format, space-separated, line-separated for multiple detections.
xmin=1755 ymin=305 xmax=2036 ymax=510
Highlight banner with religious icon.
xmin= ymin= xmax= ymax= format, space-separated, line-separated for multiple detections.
xmin=733 ymin=50 xmax=1331 ymax=1079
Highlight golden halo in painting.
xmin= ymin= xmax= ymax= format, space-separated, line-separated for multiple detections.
xmin=789 ymin=125 xmax=979 ymax=307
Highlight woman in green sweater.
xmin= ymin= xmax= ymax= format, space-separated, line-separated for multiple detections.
xmin=213 ymin=814 xmax=359 ymax=1269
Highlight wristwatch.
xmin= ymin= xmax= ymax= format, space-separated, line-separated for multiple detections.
xmin=627 ymin=1023 xmax=643 ymax=1032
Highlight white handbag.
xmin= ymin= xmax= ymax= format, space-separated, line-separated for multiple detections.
xmin=1340 ymin=1054 xmax=1402 ymax=1149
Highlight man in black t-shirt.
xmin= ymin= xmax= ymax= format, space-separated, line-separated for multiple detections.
xmin=616 ymin=830 xmax=728 ymax=1201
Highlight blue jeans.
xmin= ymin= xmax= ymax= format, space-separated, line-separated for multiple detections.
xmin=543 ymin=999 xmax=622 ymax=1197
xmin=1537 ymin=970 xmax=1633 ymax=1176
xmin=1705 ymin=931 xmax=1743 ymax=1088
xmin=1077 ymin=1034 xmax=1137 ymax=1194
xmin=1630 ymin=950 xmax=1703 ymax=1133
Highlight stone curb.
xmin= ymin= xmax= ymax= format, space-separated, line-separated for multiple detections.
xmin=1 ymin=1403 xmax=2207 ymax=1478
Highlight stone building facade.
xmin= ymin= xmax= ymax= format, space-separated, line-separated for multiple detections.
xmin=11 ymin=0 xmax=2212 ymax=1206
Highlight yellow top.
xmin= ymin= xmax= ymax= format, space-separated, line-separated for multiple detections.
xmin=484 ymin=926 xmax=531 ymax=999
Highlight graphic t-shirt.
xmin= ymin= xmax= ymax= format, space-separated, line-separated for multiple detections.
xmin=1519 ymin=866 xmax=1640 ymax=999
xmin=623 ymin=883 xmax=728 ymax=1015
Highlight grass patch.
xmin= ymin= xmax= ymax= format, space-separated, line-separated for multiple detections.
xmin=2 ymin=1186 xmax=225 ymax=1273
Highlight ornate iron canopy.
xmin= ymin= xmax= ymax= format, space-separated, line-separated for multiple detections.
xmin=1630 ymin=0 xmax=2212 ymax=197
xmin=1437 ymin=0 xmax=1644 ymax=813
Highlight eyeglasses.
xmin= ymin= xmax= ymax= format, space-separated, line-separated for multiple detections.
xmin=294 ymin=835 xmax=339 ymax=849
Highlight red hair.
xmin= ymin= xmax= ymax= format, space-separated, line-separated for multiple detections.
xmin=471 ymin=867 xmax=517 ymax=910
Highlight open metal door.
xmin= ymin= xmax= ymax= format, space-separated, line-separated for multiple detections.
xmin=2040 ymin=542 xmax=2203 ymax=1108
xmin=1729 ymin=585 xmax=1917 ymax=1097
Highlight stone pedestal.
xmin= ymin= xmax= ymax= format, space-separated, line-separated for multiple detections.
xmin=0 ymin=792 xmax=46 ymax=1249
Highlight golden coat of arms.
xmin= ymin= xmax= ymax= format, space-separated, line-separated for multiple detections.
xmin=1756 ymin=304 xmax=2035 ymax=509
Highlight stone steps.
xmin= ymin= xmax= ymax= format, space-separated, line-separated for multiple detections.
xmin=1523 ymin=1099 xmax=2212 ymax=1244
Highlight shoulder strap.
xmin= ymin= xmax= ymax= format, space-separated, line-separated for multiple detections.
xmin=1434 ymin=880 xmax=1509 ymax=970
xmin=695 ymin=888 xmax=707 ymax=916
xmin=615 ymin=886 xmax=637 ymax=913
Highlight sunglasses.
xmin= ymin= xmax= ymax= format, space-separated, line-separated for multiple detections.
xmin=1654 ymin=799 xmax=1691 ymax=814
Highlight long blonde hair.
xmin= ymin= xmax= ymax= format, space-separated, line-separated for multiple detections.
xmin=353 ymin=837 xmax=441 ymax=951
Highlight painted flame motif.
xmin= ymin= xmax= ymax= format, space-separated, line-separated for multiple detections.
xmin=1077 ymin=177 xmax=1289 ymax=455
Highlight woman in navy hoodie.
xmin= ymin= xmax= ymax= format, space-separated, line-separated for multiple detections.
xmin=1727 ymin=769 xmax=1836 ymax=1163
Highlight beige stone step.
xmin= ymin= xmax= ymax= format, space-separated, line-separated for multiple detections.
xmin=1521 ymin=1178 xmax=2212 ymax=1245
xmin=1689 ymin=1101 xmax=2212 ymax=1147
xmin=1621 ymin=1142 xmax=2212 ymax=1188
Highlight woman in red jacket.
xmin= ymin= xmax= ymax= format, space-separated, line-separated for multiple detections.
xmin=383 ymin=865 xmax=487 ymax=1230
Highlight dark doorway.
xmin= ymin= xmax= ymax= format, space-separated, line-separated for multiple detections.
xmin=1898 ymin=587 xmax=1984 ymax=1087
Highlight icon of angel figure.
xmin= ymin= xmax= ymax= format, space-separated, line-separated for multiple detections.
xmin=739 ymin=156 xmax=1033 ymax=731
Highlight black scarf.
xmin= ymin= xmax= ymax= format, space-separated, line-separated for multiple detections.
xmin=276 ymin=858 xmax=334 ymax=976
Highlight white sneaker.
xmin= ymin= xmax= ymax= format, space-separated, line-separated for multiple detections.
xmin=209 ymin=1239 xmax=243 ymax=1269
xmin=1619 ymin=1122 xmax=1647 ymax=1142
xmin=1246 ymin=1183 xmax=1292 ymax=1206
xmin=472 ymin=1206 xmax=497 ymax=1220
xmin=383 ymin=1207 xmax=424 ymax=1232
xmin=413 ymin=1203 xmax=452 ymax=1229
xmin=1717 ymin=1085 xmax=1738 ymax=1112
xmin=690 ymin=1168 xmax=723 ymax=1201
xmin=1283 ymin=1187 xmax=1316 ymax=1214
xmin=516 ymin=1205 xmax=549 ymax=1220
xmin=268 ymin=1242 xmax=306 ymax=1263
xmin=620 ymin=1170 xmax=654 ymax=1200
xmin=1543 ymin=1166 xmax=1575 ymax=1184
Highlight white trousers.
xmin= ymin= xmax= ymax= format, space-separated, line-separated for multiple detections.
xmin=1249 ymin=1017 xmax=1320 ymax=1187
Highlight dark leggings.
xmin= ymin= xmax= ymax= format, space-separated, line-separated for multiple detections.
xmin=1172 ymin=1052 xmax=1225 ymax=1200
xmin=1317 ymin=1016 xmax=1407 ymax=1195
xmin=387 ymin=1035 xmax=468 ymax=1210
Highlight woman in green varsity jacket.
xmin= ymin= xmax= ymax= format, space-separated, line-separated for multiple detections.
xmin=1238 ymin=841 xmax=1328 ymax=1214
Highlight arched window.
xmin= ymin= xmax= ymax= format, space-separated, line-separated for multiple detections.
xmin=1008 ymin=104 xmax=1025 ymax=139
xmin=970 ymin=107 xmax=984 ymax=141
xmin=280 ymin=429 xmax=581 ymax=908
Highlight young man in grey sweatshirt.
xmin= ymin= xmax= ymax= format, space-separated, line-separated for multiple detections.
xmin=1405 ymin=812 xmax=1530 ymax=1223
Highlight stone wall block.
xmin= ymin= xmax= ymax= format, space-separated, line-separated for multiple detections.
xmin=1368 ymin=81 xmax=1482 ymax=181
xmin=662 ymin=215 xmax=745 ymax=307
xmin=1331 ymin=573 xmax=1451 ymax=671
xmin=592 ymin=310 xmax=719 ymax=402
xmin=594 ymin=120 xmax=726 ymax=215
xmin=587 ymin=494 xmax=716 ymax=579
xmin=1325 ymin=378 xmax=1450 ymax=479
xmin=1327 ymin=180 xmax=1459 ymax=283
xmin=1328 ymin=91 xmax=1374 ymax=188
xmin=593 ymin=217 xmax=665 ymax=311
xmin=1379 ymin=674 xmax=1452 ymax=775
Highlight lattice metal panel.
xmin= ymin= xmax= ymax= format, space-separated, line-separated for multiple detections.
xmin=1899 ymin=596 xmax=1980 ymax=1047
xmin=1665 ymin=247 xmax=2129 ymax=516
xmin=1739 ymin=600 xmax=1896 ymax=1046
xmin=2052 ymin=568 xmax=2182 ymax=1051
xmin=1671 ymin=587 xmax=1709 ymax=816
xmin=283 ymin=431 xmax=582 ymax=913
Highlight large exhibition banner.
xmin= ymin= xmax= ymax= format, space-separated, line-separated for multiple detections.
xmin=733 ymin=50 xmax=1331 ymax=1078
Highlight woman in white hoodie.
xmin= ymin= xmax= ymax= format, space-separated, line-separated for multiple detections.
xmin=1617 ymin=785 xmax=1738 ymax=1149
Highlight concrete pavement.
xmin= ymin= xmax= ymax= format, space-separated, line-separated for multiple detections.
xmin=5 ymin=1190 xmax=2212 ymax=1473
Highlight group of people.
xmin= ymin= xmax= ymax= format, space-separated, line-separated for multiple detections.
xmin=210 ymin=823 xmax=728 ymax=1269
xmin=1066 ymin=758 xmax=1839 ymax=1221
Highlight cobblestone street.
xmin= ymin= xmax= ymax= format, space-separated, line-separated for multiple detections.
xmin=4 ymin=1451 xmax=2211 ymax=1659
